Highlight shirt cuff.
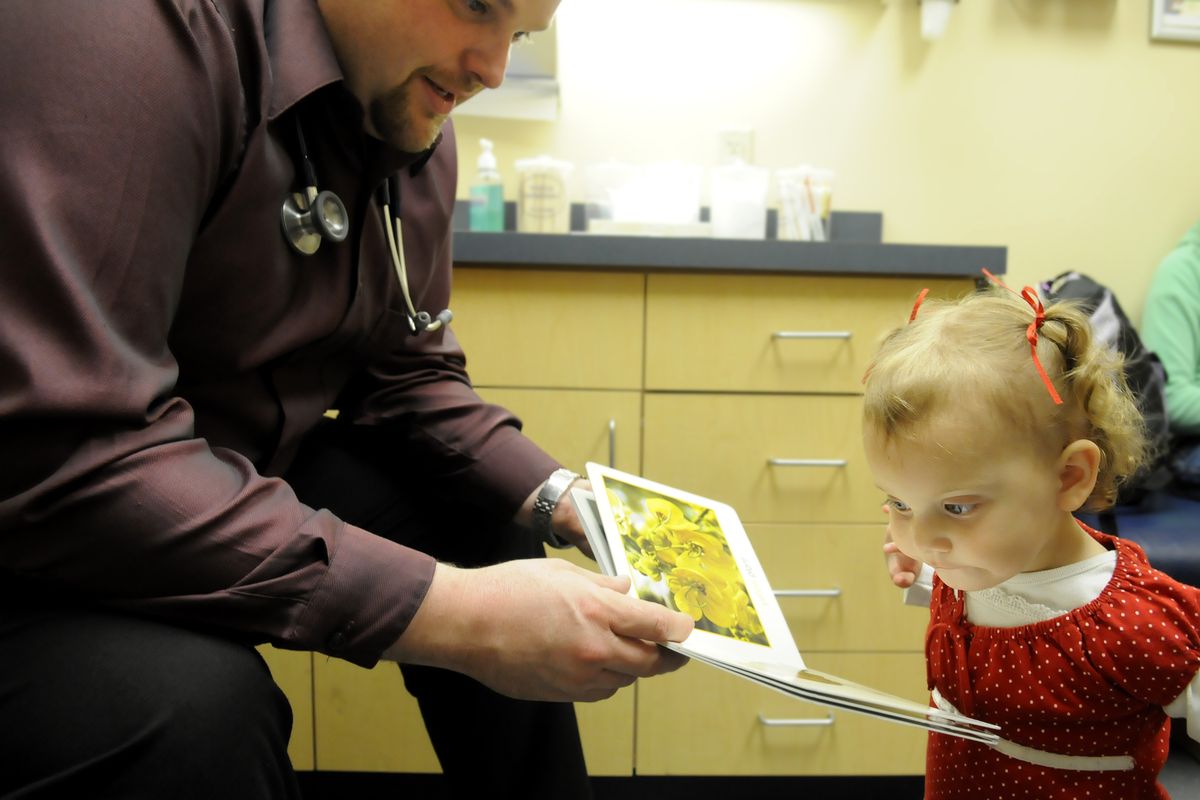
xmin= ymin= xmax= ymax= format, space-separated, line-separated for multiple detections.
xmin=291 ymin=518 xmax=437 ymax=668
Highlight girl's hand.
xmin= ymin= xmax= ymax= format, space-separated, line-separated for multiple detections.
xmin=883 ymin=535 xmax=922 ymax=589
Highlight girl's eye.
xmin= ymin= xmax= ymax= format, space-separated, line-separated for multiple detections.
xmin=886 ymin=498 xmax=911 ymax=513
xmin=944 ymin=503 xmax=976 ymax=516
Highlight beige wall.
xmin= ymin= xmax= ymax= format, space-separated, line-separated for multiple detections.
xmin=452 ymin=0 xmax=1199 ymax=325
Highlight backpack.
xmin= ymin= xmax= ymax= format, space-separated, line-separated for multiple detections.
xmin=1039 ymin=271 xmax=1172 ymax=506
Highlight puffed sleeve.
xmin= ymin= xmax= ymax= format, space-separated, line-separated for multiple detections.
xmin=1090 ymin=558 xmax=1200 ymax=709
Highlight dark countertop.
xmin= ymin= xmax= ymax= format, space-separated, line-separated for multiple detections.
xmin=452 ymin=232 xmax=1005 ymax=278
xmin=451 ymin=206 xmax=1004 ymax=279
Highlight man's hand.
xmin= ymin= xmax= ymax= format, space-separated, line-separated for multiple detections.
xmin=383 ymin=558 xmax=694 ymax=702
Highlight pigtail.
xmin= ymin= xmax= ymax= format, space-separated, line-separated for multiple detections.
xmin=1043 ymin=302 xmax=1149 ymax=510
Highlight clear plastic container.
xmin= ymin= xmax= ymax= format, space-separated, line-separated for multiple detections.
xmin=776 ymin=166 xmax=835 ymax=242
xmin=582 ymin=160 xmax=637 ymax=229
xmin=710 ymin=161 xmax=770 ymax=239
xmin=514 ymin=156 xmax=574 ymax=233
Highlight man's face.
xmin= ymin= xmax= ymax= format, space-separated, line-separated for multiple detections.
xmin=318 ymin=0 xmax=560 ymax=152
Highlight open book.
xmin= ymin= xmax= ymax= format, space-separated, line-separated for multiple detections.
xmin=572 ymin=462 xmax=1000 ymax=745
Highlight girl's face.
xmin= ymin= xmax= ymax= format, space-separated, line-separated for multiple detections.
xmin=864 ymin=418 xmax=1093 ymax=592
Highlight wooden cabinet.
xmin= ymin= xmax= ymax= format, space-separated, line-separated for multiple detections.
xmin=642 ymin=393 xmax=873 ymax=524
xmin=471 ymin=386 xmax=644 ymax=777
xmin=256 ymin=647 xmax=315 ymax=771
xmin=299 ymin=263 xmax=975 ymax=778
xmin=635 ymin=652 xmax=929 ymax=776
xmin=302 ymin=386 xmax=644 ymax=776
xmin=312 ymin=658 xmax=440 ymax=772
xmin=644 ymin=274 xmax=965 ymax=393
xmin=451 ymin=269 xmax=645 ymax=390
xmin=746 ymin=523 xmax=927 ymax=653
xmin=300 ymin=271 xmax=648 ymax=776
xmin=632 ymin=272 xmax=971 ymax=776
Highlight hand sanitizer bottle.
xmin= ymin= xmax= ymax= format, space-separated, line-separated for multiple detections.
xmin=468 ymin=138 xmax=504 ymax=232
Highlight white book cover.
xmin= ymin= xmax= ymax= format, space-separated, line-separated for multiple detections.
xmin=572 ymin=463 xmax=1000 ymax=745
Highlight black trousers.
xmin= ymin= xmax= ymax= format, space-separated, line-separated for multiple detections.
xmin=0 ymin=422 xmax=591 ymax=799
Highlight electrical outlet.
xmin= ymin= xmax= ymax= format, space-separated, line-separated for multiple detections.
xmin=717 ymin=128 xmax=755 ymax=164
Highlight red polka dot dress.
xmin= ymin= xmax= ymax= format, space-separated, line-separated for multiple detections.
xmin=924 ymin=526 xmax=1200 ymax=799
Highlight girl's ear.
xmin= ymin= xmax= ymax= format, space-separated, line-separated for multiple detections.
xmin=1057 ymin=439 xmax=1102 ymax=512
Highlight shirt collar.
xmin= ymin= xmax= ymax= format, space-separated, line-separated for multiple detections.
xmin=262 ymin=0 xmax=443 ymax=175
xmin=264 ymin=0 xmax=344 ymax=120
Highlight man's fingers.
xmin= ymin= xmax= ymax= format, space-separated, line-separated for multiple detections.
xmin=595 ymin=630 xmax=692 ymax=680
xmin=594 ymin=573 xmax=632 ymax=594
xmin=608 ymin=595 xmax=694 ymax=644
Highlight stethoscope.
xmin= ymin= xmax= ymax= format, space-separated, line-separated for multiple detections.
xmin=280 ymin=117 xmax=452 ymax=335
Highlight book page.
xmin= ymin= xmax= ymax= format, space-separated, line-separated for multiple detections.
xmin=584 ymin=463 xmax=803 ymax=676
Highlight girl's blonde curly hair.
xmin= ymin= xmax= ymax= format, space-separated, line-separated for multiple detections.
xmin=862 ymin=286 xmax=1148 ymax=511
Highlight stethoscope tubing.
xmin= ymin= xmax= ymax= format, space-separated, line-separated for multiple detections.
xmin=283 ymin=117 xmax=450 ymax=335
xmin=379 ymin=177 xmax=441 ymax=332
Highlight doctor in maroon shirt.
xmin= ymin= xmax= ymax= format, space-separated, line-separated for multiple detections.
xmin=0 ymin=1 xmax=692 ymax=797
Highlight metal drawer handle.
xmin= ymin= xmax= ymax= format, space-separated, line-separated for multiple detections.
xmin=608 ymin=418 xmax=616 ymax=468
xmin=768 ymin=458 xmax=848 ymax=468
xmin=771 ymin=331 xmax=852 ymax=340
xmin=758 ymin=713 xmax=835 ymax=727
xmin=774 ymin=588 xmax=842 ymax=598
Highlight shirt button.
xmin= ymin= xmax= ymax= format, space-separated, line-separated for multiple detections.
xmin=328 ymin=630 xmax=347 ymax=650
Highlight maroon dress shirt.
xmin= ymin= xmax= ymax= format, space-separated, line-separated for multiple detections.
xmin=0 ymin=0 xmax=558 ymax=666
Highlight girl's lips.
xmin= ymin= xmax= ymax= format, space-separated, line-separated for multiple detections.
xmin=422 ymin=76 xmax=455 ymax=115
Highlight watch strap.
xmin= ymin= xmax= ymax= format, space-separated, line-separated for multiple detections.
xmin=533 ymin=468 xmax=579 ymax=548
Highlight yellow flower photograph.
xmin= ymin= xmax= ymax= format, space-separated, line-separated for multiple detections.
xmin=605 ymin=478 xmax=769 ymax=646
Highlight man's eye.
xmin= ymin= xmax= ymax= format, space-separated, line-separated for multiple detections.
xmin=944 ymin=503 xmax=975 ymax=516
xmin=466 ymin=0 xmax=488 ymax=14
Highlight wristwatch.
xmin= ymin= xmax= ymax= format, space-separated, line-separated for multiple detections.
xmin=532 ymin=468 xmax=580 ymax=548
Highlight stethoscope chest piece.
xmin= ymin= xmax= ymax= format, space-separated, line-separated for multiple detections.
xmin=281 ymin=188 xmax=349 ymax=255
xmin=281 ymin=114 xmax=453 ymax=335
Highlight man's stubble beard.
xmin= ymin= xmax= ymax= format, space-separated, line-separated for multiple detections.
xmin=369 ymin=80 xmax=445 ymax=153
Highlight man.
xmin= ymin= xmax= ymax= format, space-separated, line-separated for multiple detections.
xmin=0 ymin=1 xmax=693 ymax=798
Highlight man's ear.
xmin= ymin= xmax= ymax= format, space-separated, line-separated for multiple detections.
xmin=1057 ymin=439 xmax=1102 ymax=512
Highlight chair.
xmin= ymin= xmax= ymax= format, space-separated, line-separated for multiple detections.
xmin=1077 ymin=490 xmax=1200 ymax=588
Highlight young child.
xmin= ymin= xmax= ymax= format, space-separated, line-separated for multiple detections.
xmin=862 ymin=283 xmax=1200 ymax=799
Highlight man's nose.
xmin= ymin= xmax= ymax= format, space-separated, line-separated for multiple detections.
xmin=466 ymin=37 xmax=510 ymax=91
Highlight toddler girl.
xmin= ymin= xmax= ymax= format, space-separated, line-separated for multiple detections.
xmin=862 ymin=283 xmax=1200 ymax=798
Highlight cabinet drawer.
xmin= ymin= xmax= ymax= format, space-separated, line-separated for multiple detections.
xmin=452 ymin=268 xmax=645 ymax=390
xmin=311 ymin=646 xmax=635 ymax=776
xmin=475 ymin=387 xmax=642 ymax=475
xmin=645 ymin=274 xmax=973 ymax=392
xmin=643 ymin=393 xmax=877 ymax=522
xmin=476 ymin=388 xmax=640 ymax=774
xmin=636 ymin=652 xmax=928 ymax=776
xmin=257 ymin=647 xmax=314 ymax=770
xmin=747 ymin=523 xmax=926 ymax=652
xmin=313 ymin=659 xmax=441 ymax=773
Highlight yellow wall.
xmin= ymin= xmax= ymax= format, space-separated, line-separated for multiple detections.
xmin=452 ymin=0 xmax=1199 ymax=324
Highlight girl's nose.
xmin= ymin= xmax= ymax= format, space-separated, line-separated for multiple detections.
xmin=913 ymin=522 xmax=952 ymax=555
